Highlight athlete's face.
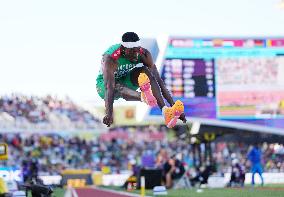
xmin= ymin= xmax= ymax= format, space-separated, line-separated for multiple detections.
xmin=124 ymin=47 xmax=140 ymax=63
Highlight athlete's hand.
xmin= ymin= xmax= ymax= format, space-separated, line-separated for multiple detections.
xmin=179 ymin=113 xmax=187 ymax=123
xmin=103 ymin=115 xmax=113 ymax=127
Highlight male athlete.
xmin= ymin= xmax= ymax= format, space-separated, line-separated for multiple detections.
xmin=96 ymin=32 xmax=186 ymax=127
xmin=247 ymin=144 xmax=264 ymax=187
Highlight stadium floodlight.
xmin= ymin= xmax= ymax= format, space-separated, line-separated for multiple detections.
xmin=190 ymin=122 xmax=200 ymax=135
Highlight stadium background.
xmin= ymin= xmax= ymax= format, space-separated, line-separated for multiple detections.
xmin=1 ymin=0 xmax=284 ymax=196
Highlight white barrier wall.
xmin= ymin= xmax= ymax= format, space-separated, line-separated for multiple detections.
xmin=33 ymin=172 xmax=284 ymax=187
xmin=244 ymin=173 xmax=284 ymax=184
xmin=208 ymin=173 xmax=284 ymax=188
xmin=102 ymin=173 xmax=132 ymax=186
xmin=39 ymin=175 xmax=62 ymax=185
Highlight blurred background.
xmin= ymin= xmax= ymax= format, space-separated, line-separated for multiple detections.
xmin=0 ymin=0 xmax=284 ymax=196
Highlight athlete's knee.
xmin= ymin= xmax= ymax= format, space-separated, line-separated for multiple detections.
xmin=115 ymin=83 xmax=124 ymax=91
xmin=114 ymin=83 xmax=125 ymax=95
xmin=115 ymin=83 xmax=133 ymax=95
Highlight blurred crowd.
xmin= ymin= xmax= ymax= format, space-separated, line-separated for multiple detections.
xmin=213 ymin=142 xmax=284 ymax=173
xmin=0 ymin=126 xmax=284 ymax=178
xmin=0 ymin=94 xmax=101 ymax=130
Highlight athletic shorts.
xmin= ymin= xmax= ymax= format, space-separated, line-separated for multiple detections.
xmin=251 ymin=163 xmax=263 ymax=174
xmin=96 ymin=73 xmax=139 ymax=100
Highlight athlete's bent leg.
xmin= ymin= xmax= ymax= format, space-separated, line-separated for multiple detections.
xmin=138 ymin=73 xmax=158 ymax=107
xmin=130 ymin=67 xmax=184 ymax=128
xmin=130 ymin=67 xmax=165 ymax=109
xmin=258 ymin=172 xmax=264 ymax=186
xmin=114 ymin=83 xmax=141 ymax=101
xmin=251 ymin=171 xmax=256 ymax=186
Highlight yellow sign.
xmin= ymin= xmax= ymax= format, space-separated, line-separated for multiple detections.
xmin=0 ymin=178 xmax=8 ymax=194
xmin=96 ymin=105 xmax=138 ymax=126
xmin=92 ymin=172 xmax=103 ymax=186
xmin=280 ymin=100 xmax=284 ymax=109
xmin=67 ymin=179 xmax=86 ymax=188
xmin=61 ymin=169 xmax=93 ymax=186
xmin=62 ymin=169 xmax=91 ymax=175
xmin=114 ymin=106 xmax=137 ymax=125
xmin=0 ymin=143 xmax=8 ymax=160
xmin=101 ymin=166 xmax=111 ymax=174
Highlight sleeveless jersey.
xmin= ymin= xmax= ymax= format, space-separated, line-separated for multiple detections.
xmin=97 ymin=44 xmax=143 ymax=79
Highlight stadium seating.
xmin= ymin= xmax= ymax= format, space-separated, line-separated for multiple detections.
xmin=0 ymin=94 xmax=101 ymax=130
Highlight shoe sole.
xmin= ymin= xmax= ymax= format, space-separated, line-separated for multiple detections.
xmin=138 ymin=73 xmax=157 ymax=107
xmin=166 ymin=100 xmax=184 ymax=128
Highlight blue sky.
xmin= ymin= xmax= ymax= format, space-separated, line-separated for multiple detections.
xmin=0 ymin=0 xmax=283 ymax=104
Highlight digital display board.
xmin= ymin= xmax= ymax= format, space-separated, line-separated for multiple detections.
xmin=150 ymin=37 xmax=284 ymax=130
xmin=217 ymin=57 xmax=284 ymax=119
xmin=162 ymin=58 xmax=215 ymax=98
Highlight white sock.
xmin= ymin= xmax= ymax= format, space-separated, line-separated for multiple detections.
xmin=141 ymin=93 xmax=146 ymax=103
xmin=162 ymin=106 xmax=167 ymax=116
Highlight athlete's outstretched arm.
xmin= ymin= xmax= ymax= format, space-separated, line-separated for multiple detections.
xmin=102 ymin=55 xmax=117 ymax=127
xmin=141 ymin=49 xmax=187 ymax=123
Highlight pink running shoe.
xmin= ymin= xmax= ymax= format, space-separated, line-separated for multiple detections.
xmin=138 ymin=73 xmax=157 ymax=107
xmin=164 ymin=100 xmax=184 ymax=128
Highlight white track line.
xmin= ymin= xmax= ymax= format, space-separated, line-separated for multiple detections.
xmin=64 ymin=186 xmax=78 ymax=197
xmin=71 ymin=187 xmax=78 ymax=197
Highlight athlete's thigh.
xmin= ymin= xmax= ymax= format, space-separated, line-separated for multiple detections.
xmin=117 ymin=73 xmax=139 ymax=91
xmin=256 ymin=164 xmax=263 ymax=174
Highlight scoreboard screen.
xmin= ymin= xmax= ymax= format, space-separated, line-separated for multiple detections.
xmin=162 ymin=58 xmax=215 ymax=98
xmin=149 ymin=37 xmax=284 ymax=131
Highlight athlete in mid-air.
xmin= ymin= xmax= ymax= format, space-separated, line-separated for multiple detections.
xmin=96 ymin=32 xmax=187 ymax=127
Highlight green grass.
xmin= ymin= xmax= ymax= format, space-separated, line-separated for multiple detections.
xmin=52 ymin=188 xmax=65 ymax=197
xmin=26 ymin=185 xmax=284 ymax=197
xmin=27 ymin=187 xmax=65 ymax=197
xmin=162 ymin=188 xmax=284 ymax=197
xmin=102 ymin=185 xmax=284 ymax=197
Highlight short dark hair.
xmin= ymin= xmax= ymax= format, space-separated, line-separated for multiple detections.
xmin=122 ymin=32 xmax=140 ymax=42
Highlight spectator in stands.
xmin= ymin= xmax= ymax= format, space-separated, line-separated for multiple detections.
xmin=22 ymin=160 xmax=30 ymax=183
xmin=156 ymin=148 xmax=169 ymax=169
xmin=141 ymin=150 xmax=155 ymax=168
xmin=163 ymin=154 xmax=185 ymax=188
xmin=0 ymin=94 xmax=101 ymax=130
xmin=190 ymin=164 xmax=213 ymax=188
xmin=247 ymin=144 xmax=264 ymax=186
xmin=0 ymin=127 xmax=284 ymax=178
xmin=228 ymin=159 xmax=245 ymax=187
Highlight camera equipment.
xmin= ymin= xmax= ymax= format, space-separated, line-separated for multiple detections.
xmin=19 ymin=180 xmax=53 ymax=197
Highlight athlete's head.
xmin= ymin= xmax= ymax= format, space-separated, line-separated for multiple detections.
xmin=121 ymin=32 xmax=141 ymax=63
